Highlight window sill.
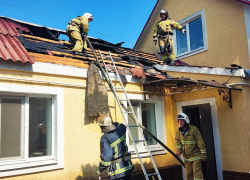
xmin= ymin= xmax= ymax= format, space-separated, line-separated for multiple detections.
xmin=0 ymin=159 xmax=63 ymax=178
xmin=129 ymin=147 xmax=167 ymax=158
xmin=176 ymin=47 xmax=208 ymax=60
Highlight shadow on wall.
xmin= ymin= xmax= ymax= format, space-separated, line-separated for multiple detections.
xmin=74 ymin=162 xmax=154 ymax=180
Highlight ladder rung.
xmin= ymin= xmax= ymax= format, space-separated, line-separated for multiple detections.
xmin=115 ymin=87 xmax=123 ymax=90
xmin=147 ymin=173 xmax=159 ymax=177
xmin=140 ymin=155 xmax=151 ymax=158
xmin=134 ymin=140 xmax=145 ymax=143
xmin=109 ymin=76 xmax=119 ymax=78
xmin=123 ymin=111 xmax=134 ymax=114
xmin=119 ymin=99 xmax=128 ymax=101
xmin=128 ymin=125 xmax=139 ymax=127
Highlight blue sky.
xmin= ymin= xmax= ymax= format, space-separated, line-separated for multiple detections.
xmin=0 ymin=0 xmax=157 ymax=48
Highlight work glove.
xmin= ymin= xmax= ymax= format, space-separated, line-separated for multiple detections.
xmin=97 ymin=169 xmax=102 ymax=176
xmin=182 ymin=29 xmax=187 ymax=33
xmin=201 ymin=153 xmax=207 ymax=161
xmin=153 ymin=36 xmax=157 ymax=42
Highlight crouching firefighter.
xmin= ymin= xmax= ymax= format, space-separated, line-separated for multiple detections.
xmin=97 ymin=115 xmax=134 ymax=180
xmin=66 ymin=13 xmax=93 ymax=55
xmin=175 ymin=113 xmax=207 ymax=180
xmin=153 ymin=9 xmax=186 ymax=65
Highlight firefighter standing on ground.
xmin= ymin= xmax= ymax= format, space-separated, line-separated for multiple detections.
xmin=153 ymin=9 xmax=186 ymax=65
xmin=175 ymin=113 xmax=207 ymax=180
xmin=66 ymin=13 xmax=93 ymax=55
xmin=97 ymin=115 xmax=134 ymax=180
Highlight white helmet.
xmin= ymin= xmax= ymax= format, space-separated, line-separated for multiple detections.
xmin=177 ymin=113 xmax=190 ymax=124
xmin=97 ymin=115 xmax=112 ymax=126
xmin=83 ymin=13 xmax=93 ymax=21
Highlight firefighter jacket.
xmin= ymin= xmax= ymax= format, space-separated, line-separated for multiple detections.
xmin=153 ymin=18 xmax=183 ymax=37
xmin=99 ymin=123 xmax=134 ymax=179
xmin=175 ymin=125 xmax=207 ymax=162
xmin=66 ymin=16 xmax=89 ymax=35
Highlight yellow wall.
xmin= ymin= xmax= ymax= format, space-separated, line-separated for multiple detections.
xmin=168 ymin=77 xmax=250 ymax=173
xmin=139 ymin=0 xmax=250 ymax=68
xmin=0 ymin=68 xmax=180 ymax=179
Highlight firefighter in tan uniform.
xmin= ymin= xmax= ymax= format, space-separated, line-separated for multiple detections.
xmin=66 ymin=13 xmax=93 ymax=55
xmin=153 ymin=9 xmax=186 ymax=65
xmin=175 ymin=113 xmax=207 ymax=180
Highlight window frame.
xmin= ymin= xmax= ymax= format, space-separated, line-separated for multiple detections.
xmin=0 ymin=83 xmax=64 ymax=177
xmin=123 ymin=94 xmax=167 ymax=156
xmin=174 ymin=9 xmax=208 ymax=59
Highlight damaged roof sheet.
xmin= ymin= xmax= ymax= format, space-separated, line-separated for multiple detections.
xmin=0 ymin=17 xmax=33 ymax=63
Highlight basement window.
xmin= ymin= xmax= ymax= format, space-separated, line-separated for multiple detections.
xmin=174 ymin=9 xmax=208 ymax=59
xmin=0 ymin=84 xmax=64 ymax=177
xmin=124 ymin=94 xmax=166 ymax=155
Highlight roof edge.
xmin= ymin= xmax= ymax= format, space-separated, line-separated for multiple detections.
xmin=133 ymin=0 xmax=164 ymax=50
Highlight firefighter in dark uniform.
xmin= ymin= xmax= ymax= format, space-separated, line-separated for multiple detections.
xmin=97 ymin=115 xmax=134 ymax=180
xmin=153 ymin=9 xmax=186 ymax=65
xmin=66 ymin=13 xmax=93 ymax=55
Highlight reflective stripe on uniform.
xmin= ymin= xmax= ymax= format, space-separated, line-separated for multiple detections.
xmin=110 ymin=135 xmax=125 ymax=147
xmin=181 ymin=140 xmax=196 ymax=144
xmin=177 ymin=145 xmax=182 ymax=148
xmin=114 ymin=145 xmax=118 ymax=159
xmin=184 ymin=156 xmax=201 ymax=162
xmin=200 ymin=150 xmax=206 ymax=153
xmin=101 ymin=160 xmax=111 ymax=166
xmin=109 ymin=164 xmax=134 ymax=176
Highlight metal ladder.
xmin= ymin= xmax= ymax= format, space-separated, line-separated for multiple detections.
xmin=98 ymin=50 xmax=162 ymax=180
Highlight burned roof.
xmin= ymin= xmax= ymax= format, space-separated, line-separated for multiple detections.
xmin=0 ymin=16 xmax=242 ymax=93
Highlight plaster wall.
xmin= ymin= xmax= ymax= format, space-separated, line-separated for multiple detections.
xmin=171 ymin=87 xmax=250 ymax=173
xmin=139 ymin=0 xmax=250 ymax=68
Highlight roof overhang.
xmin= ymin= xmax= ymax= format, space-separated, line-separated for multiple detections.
xmin=133 ymin=0 xmax=164 ymax=50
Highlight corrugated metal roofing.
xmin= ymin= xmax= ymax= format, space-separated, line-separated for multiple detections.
xmin=236 ymin=0 xmax=250 ymax=5
xmin=0 ymin=34 xmax=33 ymax=63
xmin=0 ymin=17 xmax=30 ymax=36
xmin=0 ymin=17 xmax=33 ymax=64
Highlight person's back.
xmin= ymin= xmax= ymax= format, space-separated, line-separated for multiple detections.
xmin=98 ymin=115 xmax=134 ymax=180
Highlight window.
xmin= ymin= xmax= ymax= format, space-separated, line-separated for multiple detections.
xmin=174 ymin=9 xmax=208 ymax=58
xmin=128 ymin=102 xmax=157 ymax=149
xmin=124 ymin=94 xmax=166 ymax=155
xmin=0 ymin=84 xmax=64 ymax=177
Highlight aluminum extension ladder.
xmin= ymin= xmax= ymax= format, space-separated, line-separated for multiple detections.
xmin=98 ymin=50 xmax=162 ymax=180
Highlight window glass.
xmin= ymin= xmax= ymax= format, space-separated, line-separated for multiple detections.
xmin=189 ymin=17 xmax=204 ymax=51
xmin=141 ymin=103 xmax=157 ymax=145
xmin=128 ymin=102 xmax=140 ymax=146
xmin=29 ymin=98 xmax=52 ymax=158
xmin=0 ymin=98 xmax=22 ymax=159
xmin=176 ymin=25 xmax=188 ymax=55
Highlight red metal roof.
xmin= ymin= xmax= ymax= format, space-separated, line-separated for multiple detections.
xmin=0 ymin=17 xmax=33 ymax=64
xmin=235 ymin=0 xmax=250 ymax=5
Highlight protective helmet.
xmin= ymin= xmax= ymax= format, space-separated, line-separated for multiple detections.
xmin=83 ymin=13 xmax=93 ymax=21
xmin=97 ymin=115 xmax=112 ymax=126
xmin=177 ymin=113 xmax=190 ymax=124
xmin=160 ymin=9 xmax=168 ymax=19
xmin=38 ymin=123 xmax=46 ymax=129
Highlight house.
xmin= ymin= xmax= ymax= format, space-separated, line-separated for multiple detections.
xmin=134 ymin=0 xmax=250 ymax=179
xmin=0 ymin=15 xmax=188 ymax=180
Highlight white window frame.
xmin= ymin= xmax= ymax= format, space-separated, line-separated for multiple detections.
xmin=0 ymin=83 xmax=64 ymax=178
xmin=123 ymin=94 xmax=167 ymax=156
xmin=174 ymin=9 xmax=208 ymax=59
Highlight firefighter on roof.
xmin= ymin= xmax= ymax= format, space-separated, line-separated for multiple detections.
xmin=153 ymin=9 xmax=186 ymax=65
xmin=66 ymin=13 xmax=93 ymax=55
xmin=97 ymin=115 xmax=134 ymax=180
xmin=175 ymin=113 xmax=207 ymax=180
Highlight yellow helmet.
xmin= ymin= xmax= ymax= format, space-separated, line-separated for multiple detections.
xmin=97 ymin=115 xmax=112 ymax=126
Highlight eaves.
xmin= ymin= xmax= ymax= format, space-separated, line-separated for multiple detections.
xmin=133 ymin=0 xmax=164 ymax=50
xmin=154 ymin=64 xmax=246 ymax=77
